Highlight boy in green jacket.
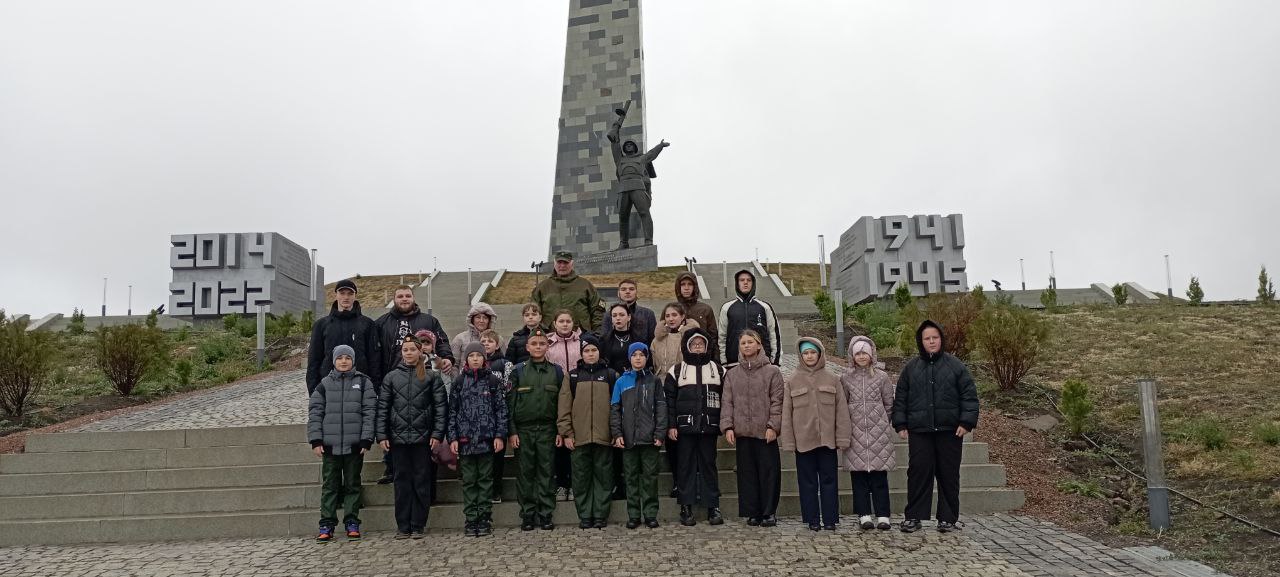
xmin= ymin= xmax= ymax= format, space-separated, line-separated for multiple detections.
xmin=507 ymin=328 xmax=568 ymax=531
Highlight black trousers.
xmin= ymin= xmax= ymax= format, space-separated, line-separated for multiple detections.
xmin=851 ymin=470 xmax=891 ymax=517
xmin=618 ymin=189 xmax=653 ymax=245
xmin=555 ymin=446 xmax=572 ymax=490
xmin=390 ymin=444 xmax=433 ymax=533
xmin=675 ymin=433 xmax=719 ymax=508
xmin=734 ymin=437 xmax=780 ymax=518
xmin=905 ymin=431 xmax=964 ymax=523
xmin=796 ymin=447 xmax=839 ymax=525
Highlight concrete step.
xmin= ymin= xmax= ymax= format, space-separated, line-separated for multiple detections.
xmin=22 ymin=425 xmax=307 ymax=453
xmin=0 ymin=444 xmax=995 ymax=497
xmin=2 ymin=441 xmax=992 ymax=475
xmin=0 ymin=463 xmax=1008 ymax=519
xmin=0 ymin=487 xmax=1024 ymax=546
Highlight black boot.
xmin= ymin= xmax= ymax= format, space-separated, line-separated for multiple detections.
xmin=707 ymin=507 xmax=724 ymax=525
xmin=679 ymin=505 xmax=696 ymax=526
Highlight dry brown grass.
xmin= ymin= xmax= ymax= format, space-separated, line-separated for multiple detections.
xmin=757 ymin=263 xmax=825 ymax=296
xmin=322 ymin=273 xmax=419 ymax=310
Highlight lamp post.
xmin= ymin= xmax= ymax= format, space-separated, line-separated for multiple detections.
xmin=1019 ymin=258 xmax=1026 ymax=291
xmin=1164 ymin=254 xmax=1173 ymax=297
xmin=101 ymin=277 xmax=108 ymax=317
xmin=818 ymin=235 xmax=827 ymax=289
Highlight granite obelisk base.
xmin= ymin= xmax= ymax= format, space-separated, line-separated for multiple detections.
xmin=557 ymin=244 xmax=658 ymax=275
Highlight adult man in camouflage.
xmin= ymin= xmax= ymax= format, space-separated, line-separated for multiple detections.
xmin=532 ymin=252 xmax=604 ymax=335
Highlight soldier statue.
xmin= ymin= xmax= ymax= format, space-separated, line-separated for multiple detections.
xmin=607 ymin=101 xmax=669 ymax=249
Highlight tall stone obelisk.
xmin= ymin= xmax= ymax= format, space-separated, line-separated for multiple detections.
xmin=546 ymin=0 xmax=658 ymax=273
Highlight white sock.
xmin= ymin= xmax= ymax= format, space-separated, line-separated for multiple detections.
xmin=859 ymin=515 xmax=873 ymax=524
xmin=877 ymin=517 xmax=891 ymax=525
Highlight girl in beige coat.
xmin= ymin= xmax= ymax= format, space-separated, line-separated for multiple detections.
xmin=782 ymin=337 xmax=851 ymax=531
xmin=721 ymin=330 xmax=785 ymax=526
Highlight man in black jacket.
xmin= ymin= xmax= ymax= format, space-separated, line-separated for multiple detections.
xmin=375 ymin=286 xmax=454 ymax=375
xmin=307 ymin=279 xmax=382 ymax=395
xmin=717 ymin=270 xmax=781 ymax=367
xmin=891 ymin=319 xmax=979 ymax=533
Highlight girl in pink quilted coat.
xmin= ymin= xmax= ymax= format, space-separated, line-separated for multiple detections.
xmin=840 ymin=336 xmax=895 ymax=531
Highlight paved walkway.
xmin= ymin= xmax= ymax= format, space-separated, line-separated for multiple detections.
xmin=1 ymin=516 xmax=1198 ymax=577
xmin=73 ymin=355 xmax=839 ymax=432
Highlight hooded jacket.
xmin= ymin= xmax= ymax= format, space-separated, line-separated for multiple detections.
xmin=674 ymin=272 xmax=719 ymax=362
xmin=506 ymin=323 xmax=548 ymax=364
xmin=663 ymin=329 xmax=725 ymax=435
xmin=651 ymin=317 xmax=700 ymax=380
xmin=558 ymin=358 xmax=617 ymax=447
xmin=308 ymin=367 xmax=377 ymax=456
xmin=721 ymin=342 xmax=785 ymax=439
xmin=610 ymin=343 xmax=668 ymax=447
xmin=447 ymin=366 xmax=509 ymax=456
xmin=546 ymin=328 xmax=584 ymax=376
xmin=374 ymin=303 xmax=453 ymax=372
xmin=718 ymin=269 xmax=781 ymax=366
xmin=532 ymin=272 xmax=604 ymax=334
xmin=450 ymin=302 xmax=499 ymax=362
xmin=891 ymin=320 xmax=980 ymax=434
xmin=839 ymin=336 xmax=896 ymax=471
xmin=307 ymin=301 xmax=383 ymax=394
xmin=780 ymin=338 xmax=852 ymax=455
xmin=375 ymin=362 xmax=448 ymax=446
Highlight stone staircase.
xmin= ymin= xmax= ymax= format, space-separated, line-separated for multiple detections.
xmin=692 ymin=261 xmax=811 ymax=353
xmin=0 ymin=424 xmax=1023 ymax=546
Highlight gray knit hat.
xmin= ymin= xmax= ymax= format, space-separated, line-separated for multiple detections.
xmin=332 ymin=344 xmax=356 ymax=363
xmin=463 ymin=341 xmax=486 ymax=360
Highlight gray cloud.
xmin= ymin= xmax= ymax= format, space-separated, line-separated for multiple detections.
xmin=2 ymin=1 xmax=1276 ymax=316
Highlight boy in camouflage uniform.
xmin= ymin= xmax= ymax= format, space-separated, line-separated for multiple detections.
xmin=507 ymin=328 xmax=568 ymax=530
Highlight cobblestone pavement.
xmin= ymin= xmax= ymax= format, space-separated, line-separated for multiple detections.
xmin=0 ymin=516 xmax=1192 ymax=577
xmin=71 ymin=370 xmax=308 ymax=432
xmin=72 ymin=355 xmax=836 ymax=432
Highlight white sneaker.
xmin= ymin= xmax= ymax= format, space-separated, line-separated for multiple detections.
xmin=566 ymin=488 xmax=574 ymax=502
xmin=859 ymin=515 xmax=874 ymax=530
xmin=876 ymin=517 xmax=892 ymax=530
xmin=555 ymin=487 xmax=567 ymax=501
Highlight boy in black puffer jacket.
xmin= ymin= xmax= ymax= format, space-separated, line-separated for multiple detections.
xmin=448 ymin=342 xmax=510 ymax=537
xmin=308 ymin=344 xmax=377 ymax=543
xmin=891 ymin=319 xmax=979 ymax=533
xmin=663 ymin=328 xmax=726 ymax=526
xmin=376 ymin=336 xmax=447 ymax=539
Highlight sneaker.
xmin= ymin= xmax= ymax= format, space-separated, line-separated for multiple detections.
xmin=464 ymin=521 xmax=476 ymax=537
xmin=876 ymin=517 xmax=892 ymax=530
xmin=556 ymin=487 xmax=567 ymax=501
xmin=900 ymin=519 xmax=922 ymax=533
xmin=937 ymin=520 xmax=963 ymax=533
xmin=315 ymin=525 xmax=334 ymax=543
xmin=491 ymin=495 xmax=503 ymax=504
xmin=746 ymin=517 xmax=761 ymax=527
xmin=626 ymin=518 xmax=642 ymax=530
xmin=669 ymin=487 xmax=680 ymax=499
xmin=476 ymin=520 xmax=493 ymax=537
xmin=566 ymin=488 xmax=574 ymax=502
xmin=679 ymin=505 xmax=696 ymax=526
xmin=823 ymin=524 xmax=837 ymax=531
xmin=520 ymin=518 xmax=536 ymax=531
xmin=580 ymin=519 xmax=594 ymax=530
xmin=707 ymin=508 xmax=724 ymax=526
xmin=539 ymin=515 xmax=555 ymax=531
xmin=645 ymin=518 xmax=659 ymax=529
xmin=394 ymin=531 xmax=411 ymax=540
xmin=376 ymin=474 xmax=394 ymax=485
xmin=760 ymin=515 xmax=777 ymax=527
xmin=344 ymin=522 xmax=362 ymax=540
xmin=808 ymin=522 xmax=822 ymax=532
xmin=411 ymin=530 xmax=425 ymax=540
xmin=593 ymin=519 xmax=608 ymax=529
xmin=859 ymin=515 xmax=874 ymax=530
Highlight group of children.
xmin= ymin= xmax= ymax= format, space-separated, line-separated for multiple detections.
xmin=307 ymin=299 xmax=964 ymax=541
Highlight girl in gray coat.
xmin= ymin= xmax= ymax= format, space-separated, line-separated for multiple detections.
xmin=840 ymin=336 xmax=895 ymax=531
xmin=307 ymin=344 xmax=377 ymax=542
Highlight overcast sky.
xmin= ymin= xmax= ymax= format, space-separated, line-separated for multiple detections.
xmin=3 ymin=1 xmax=1278 ymax=316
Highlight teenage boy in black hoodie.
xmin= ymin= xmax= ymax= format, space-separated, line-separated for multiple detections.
xmin=717 ymin=270 xmax=781 ymax=367
xmin=891 ymin=320 xmax=979 ymax=533
xmin=308 ymin=279 xmax=382 ymax=395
